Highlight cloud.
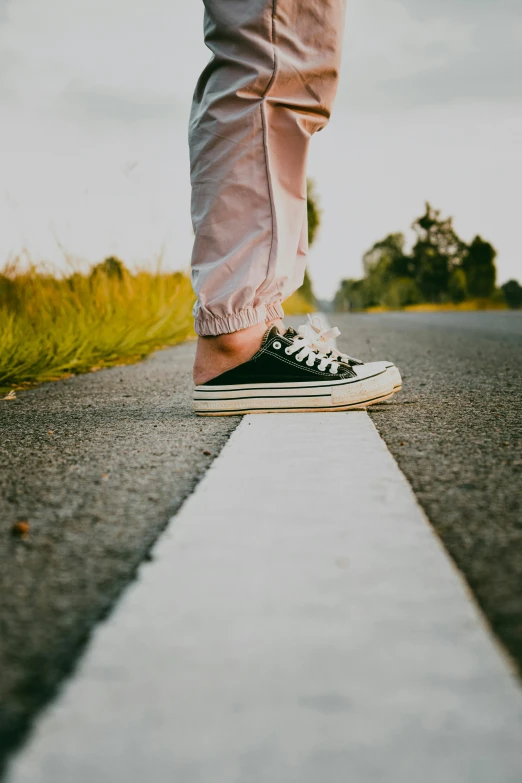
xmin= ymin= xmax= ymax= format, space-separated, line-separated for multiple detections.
xmin=4 ymin=0 xmax=520 ymax=120
xmin=341 ymin=0 xmax=522 ymax=110
xmin=379 ymin=44 xmax=522 ymax=108
xmin=1 ymin=0 xmax=521 ymax=293
xmin=0 ymin=0 xmax=206 ymax=125
xmin=0 ymin=0 xmax=205 ymax=101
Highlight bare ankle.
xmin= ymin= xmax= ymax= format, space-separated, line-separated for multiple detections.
xmin=193 ymin=322 xmax=268 ymax=385
xmin=266 ymin=317 xmax=286 ymax=333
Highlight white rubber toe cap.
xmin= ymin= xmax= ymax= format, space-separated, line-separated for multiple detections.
xmin=382 ymin=363 xmax=402 ymax=391
xmin=352 ymin=361 xmax=394 ymax=395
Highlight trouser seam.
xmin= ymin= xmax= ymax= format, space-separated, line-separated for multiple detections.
xmin=260 ymin=0 xmax=278 ymax=289
xmin=261 ymin=1 xmax=278 ymax=99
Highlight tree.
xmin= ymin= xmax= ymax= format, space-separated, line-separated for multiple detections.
xmin=334 ymin=278 xmax=369 ymax=312
xmin=448 ymin=267 xmax=467 ymax=303
xmin=412 ymin=203 xmax=465 ymax=260
xmin=307 ymin=178 xmax=322 ymax=247
xmin=360 ymin=233 xmax=410 ymax=307
xmin=334 ymin=232 xmax=421 ymax=311
xmin=411 ymin=203 xmax=466 ymax=303
xmin=333 ymin=203 xmax=499 ymax=311
xmin=501 ymin=279 xmax=522 ymax=309
xmin=381 ymin=278 xmax=421 ymax=308
xmin=294 ymin=179 xmax=322 ymax=307
xmin=364 ymin=233 xmax=413 ymax=277
xmin=461 ymin=236 xmax=497 ymax=298
xmin=363 ymin=233 xmax=407 ymax=275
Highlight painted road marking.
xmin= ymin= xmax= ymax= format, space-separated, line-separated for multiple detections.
xmin=7 ymin=412 xmax=522 ymax=783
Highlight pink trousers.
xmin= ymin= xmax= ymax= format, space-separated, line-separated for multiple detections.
xmin=189 ymin=0 xmax=346 ymax=336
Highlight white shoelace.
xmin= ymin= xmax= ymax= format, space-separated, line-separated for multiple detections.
xmin=297 ymin=315 xmax=362 ymax=366
xmin=284 ymin=334 xmax=341 ymax=374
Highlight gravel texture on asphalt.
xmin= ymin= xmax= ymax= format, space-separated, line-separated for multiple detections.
xmin=1 ymin=311 xmax=521 ymax=774
xmin=0 ymin=342 xmax=239 ymax=774
xmin=332 ymin=311 xmax=522 ymax=675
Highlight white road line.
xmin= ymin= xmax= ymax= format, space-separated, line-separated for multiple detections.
xmin=7 ymin=412 xmax=522 ymax=782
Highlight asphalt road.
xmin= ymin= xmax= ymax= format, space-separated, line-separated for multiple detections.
xmin=332 ymin=311 xmax=522 ymax=671
xmin=1 ymin=311 xmax=521 ymax=775
xmin=0 ymin=342 xmax=240 ymax=774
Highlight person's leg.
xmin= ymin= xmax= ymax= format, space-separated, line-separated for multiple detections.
xmin=190 ymin=0 xmax=346 ymax=384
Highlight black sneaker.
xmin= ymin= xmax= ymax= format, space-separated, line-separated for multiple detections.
xmin=291 ymin=317 xmax=402 ymax=393
xmin=194 ymin=327 xmax=395 ymax=416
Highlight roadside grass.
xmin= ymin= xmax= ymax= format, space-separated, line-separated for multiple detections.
xmin=0 ymin=260 xmax=195 ymax=393
xmin=0 ymin=259 xmax=314 ymax=393
xmin=282 ymin=290 xmax=316 ymax=316
xmin=365 ymin=298 xmax=508 ymax=314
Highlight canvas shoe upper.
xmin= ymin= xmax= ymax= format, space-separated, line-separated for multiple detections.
xmin=293 ymin=316 xmax=402 ymax=392
xmin=194 ymin=326 xmax=395 ymax=416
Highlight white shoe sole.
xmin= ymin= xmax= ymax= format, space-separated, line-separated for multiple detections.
xmin=385 ymin=364 xmax=403 ymax=393
xmin=194 ymin=373 xmax=394 ymax=416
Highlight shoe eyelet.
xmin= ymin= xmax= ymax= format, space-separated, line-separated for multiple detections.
xmin=273 ymin=341 xmax=281 ymax=350
xmin=296 ymin=356 xmax=303 ymax=362
xmin=285 ymin=347 xmax=292 ymax=355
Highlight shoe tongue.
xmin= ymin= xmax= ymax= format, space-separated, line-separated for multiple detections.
xmin=283 ymin=327 xmax=298 ymax=340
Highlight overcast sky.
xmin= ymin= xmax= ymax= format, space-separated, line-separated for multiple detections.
xmin=0 ymin=0 xmax=521 ymax=297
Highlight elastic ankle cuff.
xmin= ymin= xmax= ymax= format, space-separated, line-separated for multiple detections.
xmin=195 ymin=302 xmax=284 ymax=336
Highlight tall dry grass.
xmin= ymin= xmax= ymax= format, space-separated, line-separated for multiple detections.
xmin=365 ymin=298 xmax=508 ymax=314
xmin=0 ymin=258 xmax=195 ymax=391
xmin=282 ymin=290 xmax=316 ymax=316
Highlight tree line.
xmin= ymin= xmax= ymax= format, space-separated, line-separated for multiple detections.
xmin=334 ymin=203 xmax=522 ymax=311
